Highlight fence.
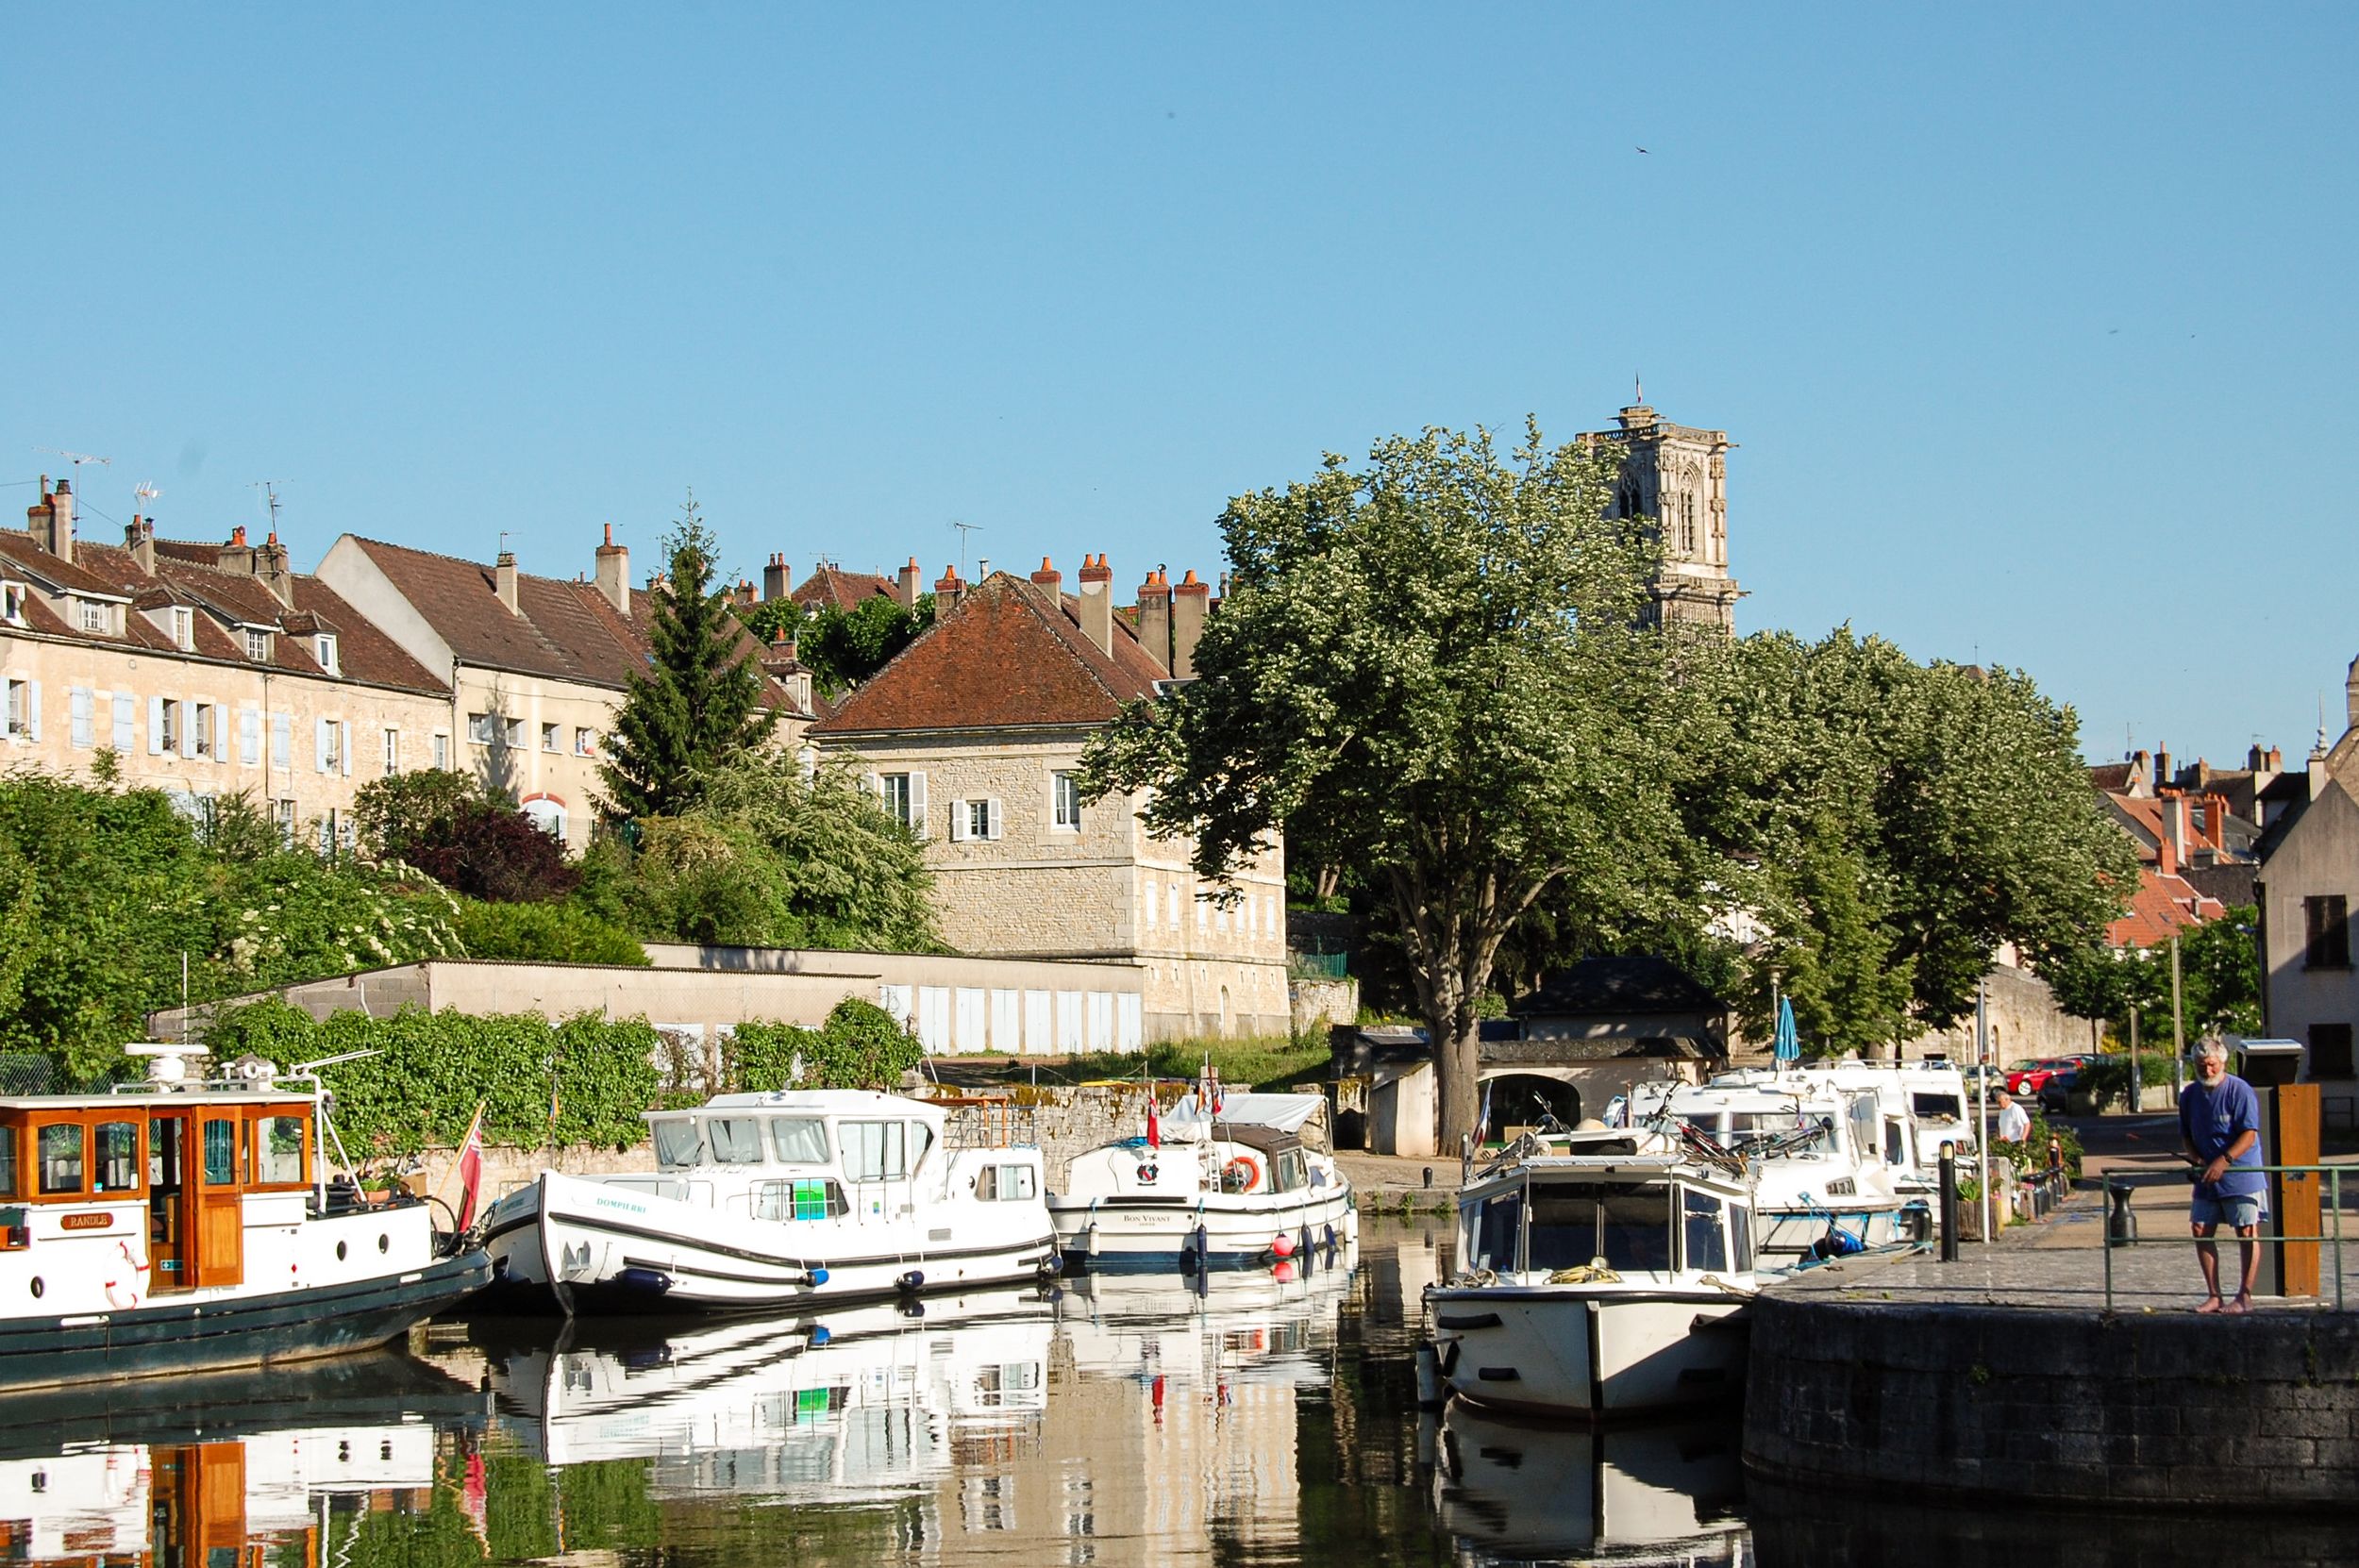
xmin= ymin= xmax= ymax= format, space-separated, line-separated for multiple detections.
xmin=2100 ymin=1164 xmax=2349 ymax=1312
xmin=1288 ymin=951 xmax=1349 ymax=980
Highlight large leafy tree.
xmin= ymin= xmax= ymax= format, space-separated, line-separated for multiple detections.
xmin=741 ymin=592 xmax=934 ymax=696
xmin=1084 ymin=422 xmax=1696 ymax=1150
xmin=601 ymin=492 xmax=776 ymax=821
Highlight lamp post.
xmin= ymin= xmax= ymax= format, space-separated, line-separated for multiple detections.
xmin=2169 ymin=933 xmax=2185 ymax=1097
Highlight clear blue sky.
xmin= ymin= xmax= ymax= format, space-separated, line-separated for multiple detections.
xmin=7 ymin=6 xmax=2352 ymax=766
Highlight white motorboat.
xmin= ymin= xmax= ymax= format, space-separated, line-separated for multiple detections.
xmin=1424 ymin=1126 xmax=1761 ymax=1417
xmin=1628 ymin=1073 xmax=1930 ymax=1259
xmin=0 ymin=1043 xmax=487 ymax=1388
xmin=1046 ymin=1091 xmax=1357 ymax=1271
xmin=481 ymin=1089 xmax=1062 ymax=1314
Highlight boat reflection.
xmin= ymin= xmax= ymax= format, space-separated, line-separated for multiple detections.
xmin=1433 ymin=1404 xmax=1747 ymax=1565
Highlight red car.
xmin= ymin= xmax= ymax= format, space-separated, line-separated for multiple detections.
xmin=2004 ymin=1056 xmax=2093 ymax=1095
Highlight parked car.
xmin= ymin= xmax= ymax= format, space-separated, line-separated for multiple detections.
xmin=2037 ymin=1069 xmax=2082 ymax=1116
xmin=2005 ymin=1056 xmax=2094 ymax=1096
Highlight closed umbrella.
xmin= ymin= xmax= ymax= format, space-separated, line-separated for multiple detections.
xmin=1774 ymin=996 xmax=1800 ymax=1065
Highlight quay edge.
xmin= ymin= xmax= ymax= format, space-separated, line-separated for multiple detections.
xmin=1742 ymin=1291 xmax=2359 ymax=1510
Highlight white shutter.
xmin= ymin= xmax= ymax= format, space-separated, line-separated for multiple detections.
xmin=341 ymin=721 xmax=353 ymax=776
xmin=240 ymin=709 xmax=261 ymax=766
xmin=147 ymin=696 xmax=165 ymax=756
xmin=110 ymin=694 xmax=132 ymax=754
xmin=23 ymin=681 xmax=38 ymax=742
xmin=178 ymin=702 xmax=197 ymax=759
xmin=67 ymin=687 xmax=90 ymax=748
xmin=986 ymin=797 xmax=1003 ymax=840
xmin=865 ymin=771 xmax=881 ymax=796
xmin=908 ymin=771 xmax=928 ymax=839
xmin=948 ymin=799 xmax=968 ymax=842
xmin=271 ymin=712 xmax=291 ymax=771
xmin=314 ymin=718 xmax=329 ymax=773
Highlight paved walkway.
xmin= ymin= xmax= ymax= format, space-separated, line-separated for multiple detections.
xmin=1335 ymin=1150 xmax=1463 ymax=1207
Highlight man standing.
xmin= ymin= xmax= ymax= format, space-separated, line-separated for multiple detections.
xmin=2179 ymin=1038 xmax=2267 ymax=1315
xmin=1994 ymin=1090 xmax=2031 ymax=1145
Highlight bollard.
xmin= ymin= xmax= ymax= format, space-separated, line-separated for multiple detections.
xmin=1423 ymin=1166 xmax=1433 ymax=1190
xmin=1938 ymin=1145 xmax=1960 ymax=1261
xmin=2106 ymin=1179 xmax=2137 ymax=1243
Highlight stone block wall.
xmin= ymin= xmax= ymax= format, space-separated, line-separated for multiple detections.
xmin=1745 ymin=1293 xmax=2359 ymax=1509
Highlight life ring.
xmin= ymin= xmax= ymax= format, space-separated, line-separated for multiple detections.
xmin=1221 ymin=1156 xmax=1261 ymax=1194
xmin=103 ymin=1241 xmax=148 ymax=1311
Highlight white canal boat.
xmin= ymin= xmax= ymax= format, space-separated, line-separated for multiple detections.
xmin=1423 ymin=1126 xmax=1762 ymax=1418
xmin=0 ymin=1043 xmax=488 ymax=1388
xmin=481 ymin=1089 xmax=1062 ymax=1314
xmin=1047 ymin=1092 xmax=1357 ymax=1272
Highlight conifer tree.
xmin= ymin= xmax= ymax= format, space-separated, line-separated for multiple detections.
xmin=599 ymin=493 xmax=775 ymax=822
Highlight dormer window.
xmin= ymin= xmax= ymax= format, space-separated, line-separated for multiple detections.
xmin=77 ymin=598 xmax=109 ymax=634
xmin=245 ymin=628 xmax=273 ymax=661
xmin=313 ymin=634 xmax=339 ymax=675
xmin=170 ymin=608 xmax=194 ymax=651
xmin=0 ymin=584 xmax=23 ymax=625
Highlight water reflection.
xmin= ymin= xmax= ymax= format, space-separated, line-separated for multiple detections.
xmin=1432 ymin=1408 xmax=1746 ymax=1565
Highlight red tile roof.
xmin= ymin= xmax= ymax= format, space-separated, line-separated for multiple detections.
xmin=792 ymin=566 xmax=897 ymax=613
xmin=2107 ymin=867 xmax=2225 ymax=947
xmin=811 ymin=572 xmax=1164 ymax=735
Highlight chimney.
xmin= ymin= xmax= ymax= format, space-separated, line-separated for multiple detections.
xmin=1172 ymin=569 xmax=1211 ymax=679
xmin=1029 ymin=556 xmax=1062 ymax=596
xmin=2157 ymin=795 xmax=2183 ymax=877
xmin=217 ymin=524 xmax=257 ymax=576
xmin=26 ymin=476 xmax=73 ymax=563
xmin=126 ymin=517 xmax=156 ymax=575
xmin=762 ymin=552 xmax=789 ymax=602
xmin=594 ymin=524 xmax=629 ymax=615
xmin=2126 ymin=749 xmax=2152 ymax=798
xmin=2347 ymin=653 xmax=2359 ymax=733
xmin=1078 ymin=552 xmax=1113 ymax=655
xmin=896 ymin=557 xmax=921 ymax=609
xmin=495 ymin=550 xmax=521 ymax=615
xmin=2267 ymin=745 xmax=2283 ymax=771
xmin=735 ymin=578 xmax=757 ymax=607
xmin=934 ymin=565 xmax=965 ymax=614
xmin=1137 ymin=569 xmax=1172 ymax=674
xmin=2152 ymin=748 xmax=2172 ymax=792
xmin=257 ymin=532 xmax=294 ymax=608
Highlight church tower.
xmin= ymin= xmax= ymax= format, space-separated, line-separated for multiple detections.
xmin=1581 ymin=398 xmax=1739 ymax=629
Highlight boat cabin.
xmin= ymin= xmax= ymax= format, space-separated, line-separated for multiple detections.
xmin=1211 ymin=1123 xmax=1312 ymax=1196
xmin=0 ymin=1091 xmax=316 ymax=1293
xmin=1463 ymin=1160 xmax=1755 ymax=1279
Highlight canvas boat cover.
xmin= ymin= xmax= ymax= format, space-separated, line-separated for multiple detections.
xmin=1163 ymin=1092 xmax=1326 ymax=1136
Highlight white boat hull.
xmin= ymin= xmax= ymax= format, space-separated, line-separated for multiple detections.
xmin=1046 ymin=1187 xmax=1357 ymax=1272
xmin=484 ymin=1172 xmax=1061 ymax=1313
xmin=1428 ymin=1281 xmax=1750 ymax=1416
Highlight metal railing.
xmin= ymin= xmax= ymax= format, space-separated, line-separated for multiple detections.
xmin=2101 ymin=1164 xmax=2348 ymax=1313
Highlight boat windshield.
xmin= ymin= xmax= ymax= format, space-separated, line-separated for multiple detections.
xmin=706 ymin=1117 xmax=765 ymax=1164
xmin=1681 ymin=1110 xmax=1832 ymax=1154
xmin=770 ymin=1117 xmax=829 ymax=1164
xmin=1526 ymin=1180 xmax=1672 ymax=1273
xmin=652 ymin=1120 xmax=706 ymax=1170
xmin=1912 ymin=1092 xmax=1964 ymax=1122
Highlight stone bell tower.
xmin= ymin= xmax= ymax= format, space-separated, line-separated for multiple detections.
xmin=1582 ymin=395 xmax=1739 ymax=629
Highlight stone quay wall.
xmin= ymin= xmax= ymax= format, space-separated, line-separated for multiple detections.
xmin=1744 ymin=1293 xmax=2359 ymax=1510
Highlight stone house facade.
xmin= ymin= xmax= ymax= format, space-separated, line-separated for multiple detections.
xmin=316 ymin=528 xmax=814 ymax=850
xmin=808 ymin=558 xmax=1288 ymax=1043
xmin=0 ymin=478 xmax=449 ymax=843
xmin=2255 ymin=654 xmax=2359 ymax=1095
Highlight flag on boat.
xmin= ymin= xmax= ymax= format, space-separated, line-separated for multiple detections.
xmin=454 ymin=1101 xmax=488 ymax=1232
xmin=1773 ymin=996 xmax=1800 ymax=1063
xmin=1146 ymin=1097 xmax=1161 ymax=1148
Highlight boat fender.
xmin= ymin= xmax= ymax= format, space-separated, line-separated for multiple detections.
xmin=1298 ymin=1225 xmax=1313 ymax=1270
xmin=810 ymin=1325 xmax=831 ymax=1346
xmin=898 ymin=1297 xmax=927 ymax=1319
xmin=615 ymin=1267 xmax=675 ymax=1294
xmin=1323 ymin=1223 xmax=1335 ymax=1252
xmin=1270 ymin=1231 xmax=1296 ymax=1259
xmin=896 ymin=1269 xmax=926 ymax=1293
xmin=1037 ymin=1252 xmax=1064 ymax=1278
xmin=1085 ymin=1223 xmax=1101 ymax=1258
xmin=1437 ymin=1338 xmax=1461 ymax=1378
xmin=1414 ymin=1342 xmax=1445 ymax=1408
xmin=810 ymin=1266 xmax=830 ymax=1287
xmin=1222 ymin=1156 xmax=1260 ymax=1193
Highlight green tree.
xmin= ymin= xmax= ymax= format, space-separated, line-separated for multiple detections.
xmin=600 ymin=492 xmax=777 ymax=821
xmin=1085 ymin=422 xmax=1692 ymax=1150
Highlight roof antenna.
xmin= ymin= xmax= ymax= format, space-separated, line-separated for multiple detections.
xmin=253 ymin=481 xmax=281 ymax=532
xmin=37 ymin=447 xmax=110 ymax=470
xmin=951 ymin=519 xmax=983 ymax=578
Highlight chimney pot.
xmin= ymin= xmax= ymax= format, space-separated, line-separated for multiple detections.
xmin=1030 ymin=557 xmax=1062 ymax=592
xmin=934 ymin=566 xmax=966 ymax=614
xmin=1137 ymin=568 xmax=1172 ymax=675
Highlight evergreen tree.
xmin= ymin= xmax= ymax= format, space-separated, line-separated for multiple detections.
xmin=599 ymin=493 xmax=776 ymax=822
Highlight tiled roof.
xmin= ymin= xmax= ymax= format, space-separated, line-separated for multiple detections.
xmin=2087 ymin=761 xmax=2138 ymax=792
xmin=810 ymin=572 xmax=1164 ymax=736
xmin=792 ymin=566 xmax=897 ymax=613
xmin=2107 ymin=867 xmax=2225 ymax=947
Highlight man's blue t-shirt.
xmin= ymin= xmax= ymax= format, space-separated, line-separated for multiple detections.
xmin=2179 ymin=1075 xmax=2267 ymax=1201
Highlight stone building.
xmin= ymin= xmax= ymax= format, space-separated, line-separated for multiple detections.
xmin=807 ymin=557 xmax=1288 ymax=1043
xmin=1582 ymin=399 xmax=1739 ymax=628
xmin=316 ymin=527 xmax=814 ymax=850
xmin=0 ymin=477 xmax=449 ymax=843
xmin=2254 ymin=654 xmax=2359 ymax=1098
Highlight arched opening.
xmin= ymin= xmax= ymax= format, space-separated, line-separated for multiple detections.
xmin=1218 ymin=985 xmax=1231 ymax=1038
xmin=1481 ymin=1074 xmax=1581 ymax=1135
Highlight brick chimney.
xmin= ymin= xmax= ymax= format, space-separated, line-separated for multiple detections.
xmin=896 ymin=558 xmax=921 ymax=609
xmin=594 ymin=524 xmax=629 ymax=614
xmin=1137 ymin=569 xmax=1171 ymax=675
xmin=26 ymin=476 xmax=73 ymax=563
xmin=1078 ymin=552 xmax=1114 ymax=655
xmin=125 ymin=517 xmax=156 ymax=575
xmin=761 ymin=552 xmax=789 ymax=602
xmin=495 ymin=550 xmax=521 ymax=615
xmin=2153 ymin=748 xmax=2172 ymax=792
xmin=934 ymin=564 xmax=965 ymax=614
xmin=1172 ymin=569 xmax=1211 ymax=679
xmin=2157 ymin=795 xmax=2183 ymax=877
xmin=761 ymin=626 xmax=812 ymax=711
xmin=1029 ymin=556 xmax=1062 ymax=596
xmin=256 ymin=532 xmax=294 ymax=608
xmin=216 ymin=524 xmax=255 ymax=575
xmin=734 ymin=578 xmax=756 ymax=607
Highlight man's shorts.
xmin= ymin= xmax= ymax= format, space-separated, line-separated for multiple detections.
xmin=2191 ymin=1193 xmax=2265 ymax=1229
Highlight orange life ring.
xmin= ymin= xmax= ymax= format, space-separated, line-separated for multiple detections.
xmin=1222 ymin=1156 xmax=1261 ymax=1193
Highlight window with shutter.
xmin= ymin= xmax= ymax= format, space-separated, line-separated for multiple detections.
xmin=240 ymin=710 xmax=261 ymax=766
xmin=62 ymin=686 xmax=91 ymax=749
xmin=908 ymin=772 xmax=928 ymax=838
xmin=314 ymin=718 xmax=331 ymax=773
xmin=985 ymin=797 xmax=1003 ymax=840
xmin=110 ymin=693 xmax=133 ymax=754
xmin=949 ymin=800 xmax=969 ymax=842
xmin=271 ymin=712 xmax=292 ymax=771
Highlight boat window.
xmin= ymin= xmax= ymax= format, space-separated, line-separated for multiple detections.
xmin=254 ymin=1116 xmax=307 ymax=1185
xmin=1729 ymin=1203 xmax=1754 ymax=1272
xmin=1847 ymin=1095 xmax=1880 ymax=1164
xmin=979 ymin=1163 xmax=1036 ymax=1202
xmin=37 ymin=1124 xmax=84 ymax=1196
xmin=1273 ymin=1149 xmax=1306 ymax=1193
xmin=202 ymin=1119 xmax=238 ymax=1185
xmin=752 ymin=1177 xmax=848 ymax=1221
xmin=909 ymin=1122 xmax=934 ymax=1174
xmin=770 ymin=1118 xmax=829 ymax=1164
xmin=92 ymin=1122 xmax=142 ymax=1193
xmin=0 ymin=1127 xmax=16 ymax=1199
xmin=707 ymin=1117 xmax=765 ymax=1164
xmin=1912 ymin=1092 xmax=1963 ymax=1122
xmin=1681 ymin=1188 xmax=1728 ymax=1274
xmin=842 ymin=1121 xmax=907 ymax=1182
xmin=1473 ymin=1190 xmax=1522 ymax=1272
xmin=1883 ymin=1118 xmax=1908 ymax=1169
xmin=652 ymin=1120 xmax=706 ymax=1170
xmin=1527 ymin=1181 xmax=1673 ymax=1273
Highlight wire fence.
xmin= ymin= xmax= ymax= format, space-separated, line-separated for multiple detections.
xmin=2102 ymin=1164 xmax=2349 ymax=1312
xmin=0 ymin=1055 xmax=129 ymax=1097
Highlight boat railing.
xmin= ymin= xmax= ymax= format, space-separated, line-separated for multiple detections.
xmin=935 ymin=1099 xmax=1040 ymax=1151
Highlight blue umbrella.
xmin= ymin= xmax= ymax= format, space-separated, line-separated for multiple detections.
xmin=1773 ymin=996 xmax=1800 ymax=1063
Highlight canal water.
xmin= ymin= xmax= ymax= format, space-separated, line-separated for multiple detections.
xmin=0 ymin=1221 xmax=2346 ymax=1566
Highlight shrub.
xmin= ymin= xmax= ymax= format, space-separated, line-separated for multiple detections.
xmin=2076 ymin=1052 xmax=2178 ymax=1104
xmin=449 ymin=900 xmax=649 ymax=966
xmin=727 ymin=998 xmax=924 ymax=1093
xmin=1992 ymin=1112 xmax=2083 ymax=1180
xmin=354 ymin=771 xmax=578 ymax=903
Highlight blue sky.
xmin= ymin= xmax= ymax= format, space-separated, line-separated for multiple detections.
xmin=6 ymin=6 xmax=2351 ymax=766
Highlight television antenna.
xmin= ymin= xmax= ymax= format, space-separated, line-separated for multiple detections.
xmin=133 ymin=481 xmax=160 ymax=512
xmin=37 ymin=447 xmax=110 ymax=469
xmin=253 ymin=481 xmax=282 ymax=531
xmin=951 ymin=519 xmax=983 ymax=578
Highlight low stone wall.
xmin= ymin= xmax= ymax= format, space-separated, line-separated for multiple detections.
xmin=1288 ymin=977 xmax=1358 ymax=1036
xmin=1744 ymin=1293 xmax=2359 ymax=1509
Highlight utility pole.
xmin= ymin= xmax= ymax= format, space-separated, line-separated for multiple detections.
xmin=2130 ymin=1002 xmax=2141 ymax=1113
xmin=2169 ymin=933 xmax=2186 ymax=1097
xmin=1976 ymin=979 xmax=1992 ymax=1246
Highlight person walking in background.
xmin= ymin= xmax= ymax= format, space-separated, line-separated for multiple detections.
xmin=1994 ymin=1090 xmax=2031 ymax=1145
xmin=2179 ymin=1038 xmax=2267 ymax=1315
